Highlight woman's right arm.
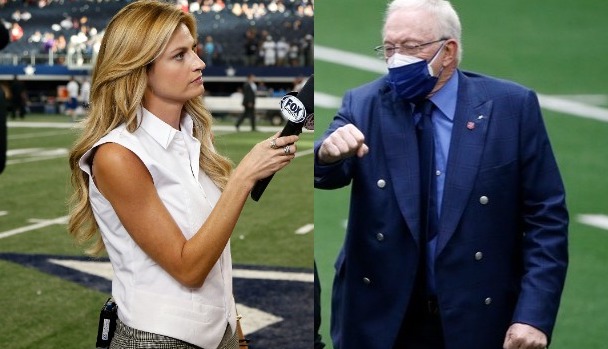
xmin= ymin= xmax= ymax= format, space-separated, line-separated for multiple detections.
xmin=92 ymin=133 xmax=299 ymax=288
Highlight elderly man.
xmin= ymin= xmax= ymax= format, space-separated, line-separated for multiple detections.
xmin=314 ymin=0 xmax=569 ymax=348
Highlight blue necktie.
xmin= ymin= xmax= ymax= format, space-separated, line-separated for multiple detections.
xmin=416 ymin=99 xmax=438 ymax=242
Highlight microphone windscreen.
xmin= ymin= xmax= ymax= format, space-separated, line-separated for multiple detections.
xmin=0 ymin=25 xmax=9 ymax=51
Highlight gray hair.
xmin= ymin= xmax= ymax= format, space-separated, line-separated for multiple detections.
xmin=384 ymin=0 xmax=462 ymax=62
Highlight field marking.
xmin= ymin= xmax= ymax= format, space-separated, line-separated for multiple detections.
xmin=295 ymin=148 xmax=314 ymax=158
xmin=295 ymin=223 xmax=314 ymax=235
xmin=551 ymin=94 xmax=608 ymax=106
xmin=8 ymin=130 xmax=75 ymax=140
xmin=315 ymin=45 xmax=608 ymax=122
xmin=0 ymin=211 xmax=8 ymax=217
xmin=6 ymin=147 xmax=70 ymax=166
xmin=578 ymin=214 xmax=608 ymax=231
xmin=47 ymin=258 xmax=286 ymax=334
xmin=233 ymin=269 xmax=314 ymax=282
xmin=48 ymin=258 xmax=313 ymax=284
xmin=236 ymin=303 xmax=283 ymax=335
xmin=47 ymin=255 xmax=312 ymax=331
xmin=6 ymin=155 xmax=66 ymax=165
xmin=315 ymin=92 xmax=343 ymax=109
xmin=0 ymin=215 xmax=68 ymax=240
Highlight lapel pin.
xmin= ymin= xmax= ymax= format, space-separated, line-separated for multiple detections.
xmin=477 ymin=115 xmax=485 ymax=120
xmin=466 ymin=121 xmax=475 ymax=130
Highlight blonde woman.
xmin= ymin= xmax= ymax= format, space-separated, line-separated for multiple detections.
xmin=67 ymin=1 xmax=298 ymax=348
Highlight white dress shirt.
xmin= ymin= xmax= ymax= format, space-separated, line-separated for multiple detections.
xmin=79 ymin=107 xmax=236 ymax=349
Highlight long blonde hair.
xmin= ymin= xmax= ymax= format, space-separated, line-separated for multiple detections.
xmin=68 ymin=0 xmax=233 ymax=255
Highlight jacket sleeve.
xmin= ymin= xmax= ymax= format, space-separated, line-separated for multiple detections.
xmin=314 ymin=90 xmax=357 ymax=190
xmin=511 ymin=90 xmax=569 ymax=341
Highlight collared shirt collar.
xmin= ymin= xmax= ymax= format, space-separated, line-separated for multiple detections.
xmin=137 ymin=106 xmax=195 ymax=149
xmin=429 ymin=70 xmax=459 ymax=121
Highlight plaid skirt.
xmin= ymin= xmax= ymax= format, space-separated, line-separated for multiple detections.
xmin=109 ymin=318 xmax=238 ymax=349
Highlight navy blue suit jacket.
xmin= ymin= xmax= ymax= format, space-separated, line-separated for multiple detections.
xmin=314 ymin=70 xmax=568 ymax=349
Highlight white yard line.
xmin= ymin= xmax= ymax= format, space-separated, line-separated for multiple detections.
xmin=295 ymin=223 xmax=314 ymax=235
xmin=0 ymin=216 xmax=69 ymax=240
xmin=8 ymin=130 xmax=75 ymax=140
xmin=578 ymin=214 xmax=608 ymax=231
xmin=6 ymin=155 xmax=67 ymax=165
xmin=315 ymin=45 xmax=608 ymax=122
xmin=295 ymin=148 xmax=314 ymax=158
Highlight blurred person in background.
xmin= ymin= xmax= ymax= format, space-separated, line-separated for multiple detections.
xmin=65 ymin=76 xmax=79 ymax=121
xmin=67 ymin=1 xmax=299 ymax=348
xmin=235 ymin=73 xmax=257 ymax=132
xmin=261 ymin=35 xmax=276 ymax=66
xmin=10 ymin=75 xmax=27 ymax=120
xmin=314 ymin=0 xmax=568 ymax=348
xmin=79 ymin=77 xmax=91 ymax=110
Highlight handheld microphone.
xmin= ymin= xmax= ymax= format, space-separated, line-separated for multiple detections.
xmin=250 ymin=74 xmax=314 ymax=201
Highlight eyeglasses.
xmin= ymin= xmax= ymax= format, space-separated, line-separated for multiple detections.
xmin=374 ymin=38 xmax=449 ymax=58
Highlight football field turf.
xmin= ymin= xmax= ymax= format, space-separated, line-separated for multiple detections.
xmin=314 ymin=1 xmax=608 ymax=348
xmin=0 ymin=115 xmax=314 ymax=348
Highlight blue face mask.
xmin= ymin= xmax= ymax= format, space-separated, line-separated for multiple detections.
xmin=387 ymin=44 xmax=445 ymax=103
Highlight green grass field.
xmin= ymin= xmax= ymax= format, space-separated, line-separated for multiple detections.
xmin=0 ymin=113 xmax=313 ymax=348
xmin=314 ymin=1 xmax=608 ymax=348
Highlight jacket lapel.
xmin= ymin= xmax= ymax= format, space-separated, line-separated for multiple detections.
xmin=436 ymin=72 xmax=493 ymax=255
xmin=379 ymin=90 xmax=423 ymax=247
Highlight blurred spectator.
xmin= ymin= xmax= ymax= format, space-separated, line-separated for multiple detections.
xmin=288 ymin=40 xmax=300 ymax=67
xmin=60 ymin=16 xmax=73 ymax=30
xmin=28 ymin=30 xmax=42 ymax=44
xmin=189 ymin=1 xmax=200 ymax=13
xmin=42 ymin=32 xmax=55 ymax=53
xmin=178 ymin=0 xmax=188 ymax=12
xmin=65 ymin=76 xmax=79 ymax=121
xmin=276 ymin=36 xmax=289 ymax=66
xmin=300 ymin=34 xmax=313 ymax=66
xmin=0 ymin=0 xmax=313 ymax=68
xmin=231 ymin=2 xmax=243 ymax=16
xmin=203 ymin=35 xmax=216 ymax=66
xmin=235 ymin=73 xmax=257 ymax=132
xmin=10 ymin=75 xmax=27 ymax=120
xmin=212 ymin=0 xmax=225 ymax=12
xmin=80 ymin=77 xmax=91 ymax=109
xmin=11 ymin=10 xmax=21 ymax=22
xmin=230 ymin=86 xmax=243 ymax=100
xmin=256 ymin=81 xmax=269 ymax=96
xmin=20 ymin=11 xmax=32 ymax=21
xmin=261 ymin=35 xmax=276 ymax=66
xmin=9 ymin=22 xmax=23 ymax=42
xmin=244 ymin=29 xmax=258 ymax=66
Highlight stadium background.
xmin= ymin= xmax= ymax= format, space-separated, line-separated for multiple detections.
xmin=0 ymin=1 xmax=313 ymax=348
xmin=314 ymin=0 xmax=608 ymax=348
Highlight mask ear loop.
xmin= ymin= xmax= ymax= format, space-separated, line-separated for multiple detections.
xmin=427 ymin=40 xmax=448 ymax=77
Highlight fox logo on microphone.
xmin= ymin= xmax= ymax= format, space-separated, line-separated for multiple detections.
xmin=280 ymin=93 xmax=307 ymax=124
